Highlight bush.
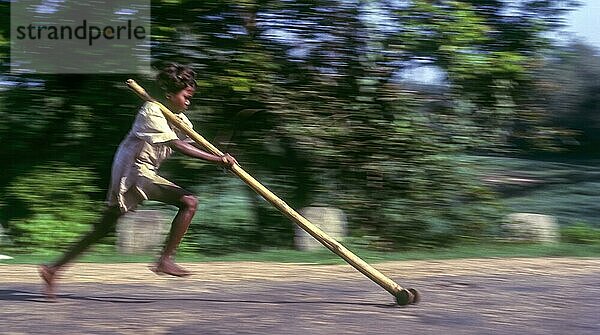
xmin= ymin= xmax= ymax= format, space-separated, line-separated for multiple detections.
xmin=340 ymin=154 xmax=505 ymax=249
xmin=0 ymin=222 xmax=11 ymax=249
xmin=4 ymin=163 xmax=101 ymax=252
xmin=560 ymin=223 xmax=600 ymax=245
xmin=175 ymin=177 xmax=260 ymax=255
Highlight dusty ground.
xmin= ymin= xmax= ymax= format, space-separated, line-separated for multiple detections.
xmin=1 ymin=258 xmax=599 ymax=334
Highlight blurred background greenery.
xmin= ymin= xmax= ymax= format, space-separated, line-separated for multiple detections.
xmin=2 ymin=0 xmax=600 ymax=255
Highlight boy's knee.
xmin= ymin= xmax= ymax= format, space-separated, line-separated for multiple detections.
xmin=180 ymin=195 xmax=198 ymax=212
xmin=94 ymin=207 xmax=121 ymax=235
xmin=93 ymin=220 xmax=116 ymax=236
xmin=105 ymin=206 xmax=123 ymax=219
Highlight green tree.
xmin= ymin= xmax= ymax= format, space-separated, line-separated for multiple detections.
xmin=532 ymin=41 xmax=600 ymax=154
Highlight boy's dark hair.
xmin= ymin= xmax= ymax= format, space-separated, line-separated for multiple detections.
xmin=157 ymin=63 xmax=197 ymax=94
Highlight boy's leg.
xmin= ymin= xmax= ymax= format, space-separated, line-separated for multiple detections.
xmin=39 ymin=206 xmax=123 ymax=299
xmin=143 ymin=180 xmax=198 ymax=277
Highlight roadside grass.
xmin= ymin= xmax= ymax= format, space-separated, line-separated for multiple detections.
xmin=467 ymin=155 xmax=600 ymax=227
xmin=2 ymin=242 xmax=600 ymax=265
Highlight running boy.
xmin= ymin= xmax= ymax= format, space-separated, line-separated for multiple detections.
xmin=39 ymin=63 xmax=236 ymax=299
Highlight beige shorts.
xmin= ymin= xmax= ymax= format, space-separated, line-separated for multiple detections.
xmin=114 ymin=175 xmax=193 ymax=212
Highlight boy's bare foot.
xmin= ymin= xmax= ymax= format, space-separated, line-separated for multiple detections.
xmin=150 ymin=258 xmax=191 ymax=277
xmin=38 ymin=265 xmax=57 ymax=301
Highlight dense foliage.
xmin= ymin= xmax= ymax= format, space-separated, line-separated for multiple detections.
xmin=4 ymin=164 xmax=101 ymax=251
xmin=0 ymin=0 xmax=590 ymax=253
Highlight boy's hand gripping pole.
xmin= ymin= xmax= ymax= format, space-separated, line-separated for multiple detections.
xmin=126 ymin=79 xmax=419 ymax=305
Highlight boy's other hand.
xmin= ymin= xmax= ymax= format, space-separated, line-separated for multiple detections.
xmin=220 ymin=153 xmax=238 ymax=168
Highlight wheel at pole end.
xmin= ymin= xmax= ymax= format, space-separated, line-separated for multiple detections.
xmin=394 ymin=289 xmax=414 ymax=306
xmin=408 ymin=288 xmax=421 ymax=304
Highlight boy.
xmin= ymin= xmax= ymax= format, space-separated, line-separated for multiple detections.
xmin=39 ymin=63 xmax=236 ymax=299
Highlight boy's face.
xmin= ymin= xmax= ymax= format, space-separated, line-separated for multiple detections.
xmin=168 ymin=86 xmax=195 ymax=112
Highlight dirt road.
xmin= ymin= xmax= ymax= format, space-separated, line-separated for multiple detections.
xmin=1 ymin=258 xmax=599 ymax=334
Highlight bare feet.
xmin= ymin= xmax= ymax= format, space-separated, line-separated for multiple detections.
xmin=38 ymin=265 xmax=57 ymax=301
xmin=150 ymin=257 xmax=191 ymax=277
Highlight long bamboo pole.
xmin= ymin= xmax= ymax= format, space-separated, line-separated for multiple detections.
xmin=126 ymin=79 xmax=418 ymax=305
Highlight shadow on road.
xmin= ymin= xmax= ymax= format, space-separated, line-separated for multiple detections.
xmin=0 ymin=289 xmax=399 ymax=308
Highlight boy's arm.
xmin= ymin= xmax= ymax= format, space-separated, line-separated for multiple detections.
xmin=166 ymin=139 xmax=237 ymax=167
